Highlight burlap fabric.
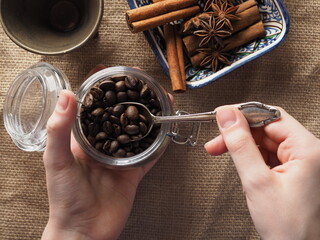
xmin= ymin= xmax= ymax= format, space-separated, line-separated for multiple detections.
xmin=0 ymin=0 xmax=319 ymax=239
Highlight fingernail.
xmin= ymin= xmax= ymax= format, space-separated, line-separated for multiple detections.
xmin=217 ymin=107 xmax=237 ymax=129
xmin=56 ymin=92 xmax=69 ymax=112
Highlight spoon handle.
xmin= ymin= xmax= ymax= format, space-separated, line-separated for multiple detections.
xmin=153 ymin=102 xmax=281 ymax=127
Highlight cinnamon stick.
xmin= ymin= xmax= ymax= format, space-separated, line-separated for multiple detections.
xmin=126 ymin=0 xmax=197 ymax=23
xmin=182 ymin=4 xmax=261 ymax=56
xmin=126 ymin=0 xmax=201 ymax=33
xmin=223 ymin=21 xmax=265 ymax=52
xmin=164 ymin=24 xmax=186 ymax=92
xmin=232 ymin=5 xmax=261 ymax=33
xmin=128 ymin=6 xmax=200 ymax=33
xmin=190 ymin=21 xmax=266 ymax=67
xmin=175 ymin=26 xmax=186 ymax=91
xmin=236 ymin=0 xmax=257 ymax=14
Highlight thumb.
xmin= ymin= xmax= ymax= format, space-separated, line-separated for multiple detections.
xmin=216 ymin=106 xmax=270 ymax=185
xmin=43 ymin=90 xmax=77 ymax=171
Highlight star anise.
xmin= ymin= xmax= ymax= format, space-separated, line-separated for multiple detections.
xmin=204 ymin=0 xmax=233 ymax=12
xmin=193 ymin=14 xmax=232 ymax=47
xmin=183 ymin=12 xmax=212 ymax=33
xmin=197 ymin=46 xmax=231 ymax=72
xmin=211 ymin=1 xmax=240 ymax=30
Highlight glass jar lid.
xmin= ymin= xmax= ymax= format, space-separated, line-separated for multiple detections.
xmin=3 ymin=62 xmax=71 ymax=151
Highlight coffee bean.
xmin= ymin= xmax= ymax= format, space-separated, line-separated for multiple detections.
xmin=139 ymin=114 xmax=148 ymax=123
xmin=126 ymin=152 xmax=135 ymax=157
xmin=112 ymin=124 xmax=121 ymax=137
xmin=140 ymin=84 xmax=151 ymax=99
xmin=150 ymin=98 xmax=160 ymax=108
xmin=109 ymin=140 xmax=119 ymax=153
xmin=91 ymin=108 xmax=104 ymax=117
xmin=87 ymin=113 xmax=94 ymax=120
xmin=95 ymin=142 xmax=104 ymax=151
xmin=136 ymin=80 xmax=143 ymax=91
xmin=102 ymin=121 xmax=113 ymax=134
xmin=102 ymin=140 xmax=111 ymax=152
xmin=104 ymin=90 xmax=117 ymax=106
xmin=113 ymin=148 xmax=126 ymax=158
xmin=110 ymin=115 xmax=121 ymax=125
xmin=99 ymin=79 xmax=115 ymax=91
xmin=139 ymin=122 xmax=148 ymax=135
xmin=116 ymin=92 xmax=128 ymax=102
xmin=106 ymin=107 xmax=114 ymax=114
xmin=117 ymin=134 xmax=131 ymax=144
xmin=131 ymin=135 xmax=142 ymax=142
xmin=87 ymin=135 xmax=96 ymax=146
xmin=112 ymin=75 xmax=126 ymax=82
xmin=101 ymin=112 xmax=110 ymax=122
xmin=90 ymin=87 xmax=104 ymax=100
xmin=88 ymin=122 xmax=99 ymax=136
xmin=127 ymin=89 xmax=140 ymax=100
xmin=150 ymin=90 xmax=156 ymax=99
xmin=112 ymin=104 xmax=125 ymax=117
xmin=83 ymin=93 xmax=94 ymax=108
xmin=93 ymin=100 xmax=105 ymax=108
xmin=120 ymin=113 xmax=129 ymax=126
xmin=96 ymin=132 xmax=108 ymax=141
xmin=125 ymin=75 xmax=139 ymax=89
xmin=125 ymin=105 xmax=139 ymax=121
xmin=124 ymin=125 xmax=140 ymax=135
xmin=115 ymin=81 xmax=126 ymax=92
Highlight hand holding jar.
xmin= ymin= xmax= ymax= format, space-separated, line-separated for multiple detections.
xmin=205 ymin=106 xmax=320 ymax=239
xmin=42 ymin=65 xmax=164 ymax=240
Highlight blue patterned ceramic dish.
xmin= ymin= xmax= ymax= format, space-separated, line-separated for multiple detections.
xmin=127 ymin=0 xmax=290 ymax=89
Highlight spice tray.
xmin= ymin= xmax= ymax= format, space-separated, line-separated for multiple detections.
xmin=127 ymin=0 xmax=290 ymax=89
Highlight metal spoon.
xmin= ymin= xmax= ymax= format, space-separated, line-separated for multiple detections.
xmin=120 ymin=101 xmax=281 ymax=141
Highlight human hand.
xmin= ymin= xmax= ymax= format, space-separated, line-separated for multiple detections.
xmin=205 ymin=106 xmax=320 ymax=240
xmin=42 ymin=65 xmax=160 ymax=240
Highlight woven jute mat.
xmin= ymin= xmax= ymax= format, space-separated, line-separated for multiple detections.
xmin=1 ymin=0 xmax=320 ymax=239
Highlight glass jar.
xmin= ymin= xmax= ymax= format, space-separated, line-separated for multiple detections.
xmin=3 ymin=62 xmax=71 ymax=151
xmin=3 ymin=63 xmax=179 ymax=168
xmin=72 ymin=66 xmax=173 ymax=168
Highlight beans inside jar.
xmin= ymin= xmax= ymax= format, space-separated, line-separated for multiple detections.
xmin=80 ymin=75 xmax=162 ymax=158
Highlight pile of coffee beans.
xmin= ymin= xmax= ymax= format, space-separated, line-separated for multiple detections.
xmin=80 ymin=75 xmax=162 ymax=158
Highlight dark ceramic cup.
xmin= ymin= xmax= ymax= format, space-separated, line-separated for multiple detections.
xmin=0 ymin=0 xmax=104 ymax=55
